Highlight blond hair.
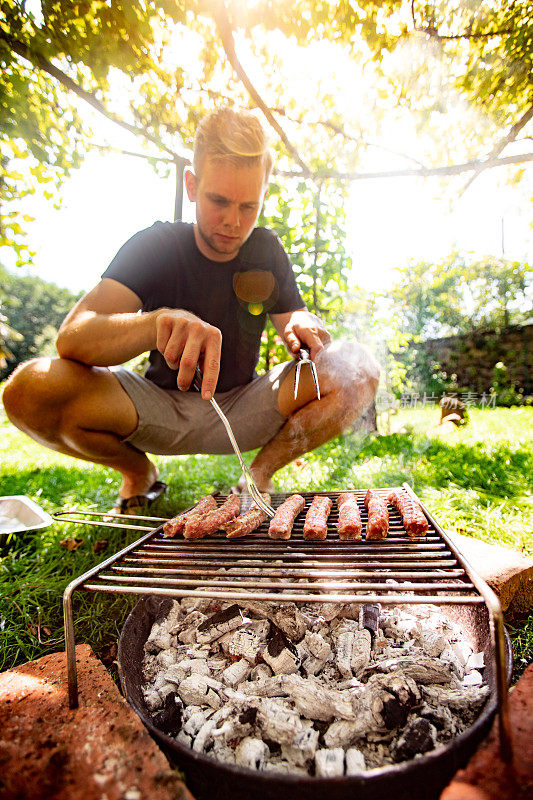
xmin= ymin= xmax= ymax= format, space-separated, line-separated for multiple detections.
xmin=193 ymin=108 xmax=273 ymax=181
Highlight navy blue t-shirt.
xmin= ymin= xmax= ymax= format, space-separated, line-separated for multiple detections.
xmin=102 ymin=222 xmax=303 ymax=392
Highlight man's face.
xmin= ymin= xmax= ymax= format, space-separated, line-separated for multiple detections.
xmin=185 ymin=159 xmax=267 ymax=262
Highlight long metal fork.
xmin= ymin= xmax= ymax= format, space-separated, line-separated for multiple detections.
xmin=193 ymin=367 xmax=275 ymax=517
xmin=294 ymin=345 xmax=321 ymax=400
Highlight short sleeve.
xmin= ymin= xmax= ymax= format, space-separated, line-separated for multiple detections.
xmin=102 ymin=223 xmax=171 ymax=307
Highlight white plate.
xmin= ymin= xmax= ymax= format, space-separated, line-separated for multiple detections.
xmin=0 ymin=495 xmax=54 ymax=534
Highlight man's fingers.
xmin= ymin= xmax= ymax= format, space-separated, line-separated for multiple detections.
xmin=177 ymin=340 xmax=202 ymax=391
xmin=200 ymin=331 xmax=222 ymax=400
xmin=284 ymin=330 xmax=301 ymax=354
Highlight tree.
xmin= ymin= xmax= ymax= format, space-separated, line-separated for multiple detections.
xmin=0 ymin=264 xmax=81 ymax=378
xmin=388 ymin=252 xmax=532 ymax=339
xmin=2 ymin=0 xmax=532 ymax=267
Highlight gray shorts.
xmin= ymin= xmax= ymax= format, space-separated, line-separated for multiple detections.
xmin=111 ymin=362 xmax=292 ymax=455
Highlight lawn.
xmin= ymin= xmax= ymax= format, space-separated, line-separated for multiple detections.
xmin=1 ymin=399 xmax=531 ymax=679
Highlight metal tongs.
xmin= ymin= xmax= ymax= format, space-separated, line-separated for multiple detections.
xmin=294 ymin=345 xmax=321 ymax=400
xmin=193 ymin=366 xmax=275 ymax=518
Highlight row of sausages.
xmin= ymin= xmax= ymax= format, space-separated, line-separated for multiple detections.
xmin=163 ymin=489 xmax=428 ymax=541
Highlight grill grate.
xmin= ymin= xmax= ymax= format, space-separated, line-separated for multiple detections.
xmin=60 ymin=483 xmax=511 ymax=759
xmin=82 ymin=488 xmax=480 ymax=604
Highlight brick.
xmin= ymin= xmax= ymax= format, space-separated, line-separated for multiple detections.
xmin=440 ymin=664 xmax=533 ymax=800
xmin=0 ymin=644 xmax=194 ymax=800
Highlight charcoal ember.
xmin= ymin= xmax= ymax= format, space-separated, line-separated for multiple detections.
xmin=234 ymin=737 xmax=270 ymax=770
xmin=210 ymin=706 xmax=255 ymax=744
xmin=281 ymin=722 xmax=320 ymax=766
xmin=440 ymin=646 xmax=466 ymax=678
xmin=151 ymin=691 xmax=183 ymax=737
xmin=462 ymin=670 xmax=483 ymax=686
xmin=193 ymin=708 xmax=231 ymax=753
xmin=335 ymin=631 xmax=356 ymax=677
xmin=180 ymin=597 xmax=220 ymax=615
xmin=345 ymin=748 xmax=366 ymax=774
xmin=417 ymin=630 xmax=448 ymax=657
xmin=155 ymin=648 xmax=179 ymax=669
xmin=142 ymin=687 xmax=163 ymax=712
xmin=419 ymin=702 xmax=457 ymax=735
xmin=466 ymin=651 xmax=485 ymax=671
xmin=178 ymin=611 xmax=208 ymax=644
xmin=281 ymin=675 xmax=356 ymax=722
xmin=368 ymin=673 xmax=420 ymax=716
xmin=250 ymin=663 xmax=272 ymax=682
xmin=272 ymin=604 xmax=307 ymax=642
xmin=315 ymin=748 xmax=345 ymax=778
xmin=177 ymin=675 xmax=223 ymax=709
xmin=145 ymin=628 xmax=173 ymax=654
xmin=226 ymin=627 xmax=264 ymax=662
xmin=263 ymin=625 xmax=301 ymax=675
xmin=263 ymin=760 xmax=309 ymax=776
xmin=365 ymin=655 xmax=454 ymax=684
xmin=196 ymin=604 xmax=244 ymax=644
xmin=449 ymin=638 xmax=473 ymax=666
xmin=163 ymin=658 xmax=209 ymax=687
xmin=240 ymin=675 xmax=287 ymax=698
xmin=181 ymin=707 xmax=213 ymax=739
xmin=421 ymin=683 xmax=490 ymax=714
xmin=361 ymin=604 xmax=380 ymax=640
xmin=256 ymin=698 xmax=304 ymax=745
xmin=152 ymin=673 xmax=177 ymax=702
xmin=211 ymin=737 xmax=236 ymax=764
xmin=220 ymin=658 xmax=251 ymax=687
xmin=391 ymin=718 xmax=437 ymax=762
xmin=335 ymin=628 xmax=372 ymax=678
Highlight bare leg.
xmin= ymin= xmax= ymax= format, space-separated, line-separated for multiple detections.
xmin=2 ymin=357 xmax=158 ymax=499
xmin=249 ymin=341 xmax=380 ymax=488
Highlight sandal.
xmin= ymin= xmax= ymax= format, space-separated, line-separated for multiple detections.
xmin=107 ymin=480 xmax=168 ymax=517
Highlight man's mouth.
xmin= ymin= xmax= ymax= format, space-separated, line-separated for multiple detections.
xmin=215 ymin=233 xmax=239 ymax=244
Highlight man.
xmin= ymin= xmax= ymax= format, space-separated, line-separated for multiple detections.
xmin=3 ymin=108 xmax=379 ymax=513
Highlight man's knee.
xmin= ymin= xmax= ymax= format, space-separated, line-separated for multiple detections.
xmin=3 ymin=357 xmax=85 ymax=430
xmin=318 ymin=340 xmax=380 ymax=409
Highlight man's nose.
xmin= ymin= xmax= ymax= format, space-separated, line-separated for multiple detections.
xmin=224 ymin=203 xmax=240 ymax=229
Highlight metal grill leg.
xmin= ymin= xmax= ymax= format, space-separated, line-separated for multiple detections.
xmin=63 ymin=584 xmax=78 ymax=709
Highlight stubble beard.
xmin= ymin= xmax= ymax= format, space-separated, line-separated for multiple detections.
xmin=196 ymin=221 xmax=243 ymax=258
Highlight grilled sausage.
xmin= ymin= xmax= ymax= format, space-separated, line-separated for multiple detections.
xmin=163 ymin=495 xmax=217 ymax=538
xmin=364 ymin=489 xmax=389 ymax=540
xmin=303 ymin=495 xmax=333 ymax=540
xmin=336 ymin=493 xmax=362 ymax=540
xmin=269 ymin=494 xmax=305 ymax=540
xmin=224 ymin=494 xmax=271 ymax=538
xmin=183 ymin=494 xmax=241 ymax=539
xmin=388 ymin=490 xmax=428 ymax=537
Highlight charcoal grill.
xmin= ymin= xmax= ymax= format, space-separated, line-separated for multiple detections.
xmin=60 ymin=484 xmax=512 ymax=798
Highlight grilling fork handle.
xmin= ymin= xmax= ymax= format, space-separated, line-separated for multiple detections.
xmin=192 ymin=365 xmax=203 ymax=393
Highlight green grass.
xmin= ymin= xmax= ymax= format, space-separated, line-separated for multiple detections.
xmin=1 ymin=400 xmax=531 ymax=680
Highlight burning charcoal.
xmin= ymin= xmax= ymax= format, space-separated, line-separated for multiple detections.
xmin=421 ymin=683 xmax=489 ymax=713
xmin=391 ymin=718 xmax=437 ymax=762
xmin=450 ymin=638 xmax=473 ymax=667
xmin=263 ymin=626 xmax=301 ymax=675
xmin=142 ymin=687 xmax=163 ymax=712
xmin=211 ymin=737 xmax=236 ymax=764
xmin=345 ymin=748 xmax=366 ymax=774
xmin=466 ymin=651 xmax=485 ymax=671
xmin=178 ymin=611 xmax=208 ymax=644
xmin=240 ymin=675 xmax=287 ymax=698
xmin=351 ymin=629 xmax=372 ymax=676
xmin=336 ymin=632 xmax=355 ymax=677
xmin=212 ymin=706 xmax=257 ymax=743
xmin=196 ymin=604 xmax=244 ymax=644
xmin=155 ymin=648 xmax=179 ymax=669
xmin=250 ymin=663 xmax=272 ymax=682
xmin=256 ymin=698 xmax=304 ymax=745
xmin=152 ymin=673 xmax=177 ymax=702
xmin=281 ymin=722 xmax=319 ymax=766
xmin=263 ymin=760 xmax=308 ymax=776
xmin=226 ymin=627 xmax=264 ymax=663
xmin=234 ymin=737 xmax=270 ymax=770
xmin=315 ymin=748 xmax=345 ymax=778
xmin=220 ymin=658 xmax=251 ymax=687
xmin=440 ymin=646 xmax=465 ymax=679
xmin=181 ymin=707 xmax=212 ymax=737
xmin=417 ymin=630 xmax=448 ymax=657
xmin=176 ymin=730 xmax=193 ymax=748
xmin=177 ymin=675 xmax=223 ymax=709
xmin=419 ymin=703 xmax=456 ymax=734
xmin=152 ymin=692 xmax=183 ymax=737
xmin=462 ymin=670 xmax=483 ymax=686
xmin=365 ymin=655 xmax=454 ymax=684
xmin=272 ymin=604 xmax=307 ymax=642
xmin=193 ymin=716 xmax=223 ymax=753
xmin=361 ymin=604 xmax=380 ymax=638
xmin=281 ymin=675 xmax=356 ymax=722
xmin=145 ymin=628 xmax=173 ymax=654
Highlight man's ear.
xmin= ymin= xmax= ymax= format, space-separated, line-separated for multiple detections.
xmin=184 ymin=168 xmax=197 ymax=202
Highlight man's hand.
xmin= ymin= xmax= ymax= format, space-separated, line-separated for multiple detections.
xmin=156 ymin=309 xmax=222 ymax=400
xmin=271 ymin=308 xmax=331 ymax=361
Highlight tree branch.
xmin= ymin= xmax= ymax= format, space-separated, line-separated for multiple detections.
xmin=213 ymin=4 xmax=313 ymax=178
xmin=0 ymin=28 xmax=182 ymax=163
xmin=410 ymin=0 xmax=512 ymax=41
xmin=274 ymin=152 xmax=533 ymax=181
xmin=460 ymin=99 xmax=533 ymax=193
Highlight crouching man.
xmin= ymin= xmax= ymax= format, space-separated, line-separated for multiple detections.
xmin=3 ymin=108 xmax=380 ymax=513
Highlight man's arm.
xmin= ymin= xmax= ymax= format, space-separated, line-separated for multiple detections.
xmin=270 ymin=308 xmax=331 ymax=360
xmin=56 ymin=278 xmax=222 ymax=399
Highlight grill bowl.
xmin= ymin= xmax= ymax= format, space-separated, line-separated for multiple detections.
xmin=118 ymin=594 xmax=512 ymax=800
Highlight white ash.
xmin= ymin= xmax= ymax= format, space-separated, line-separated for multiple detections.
xmin=142 ymin=600 xmax=490 ymax=777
